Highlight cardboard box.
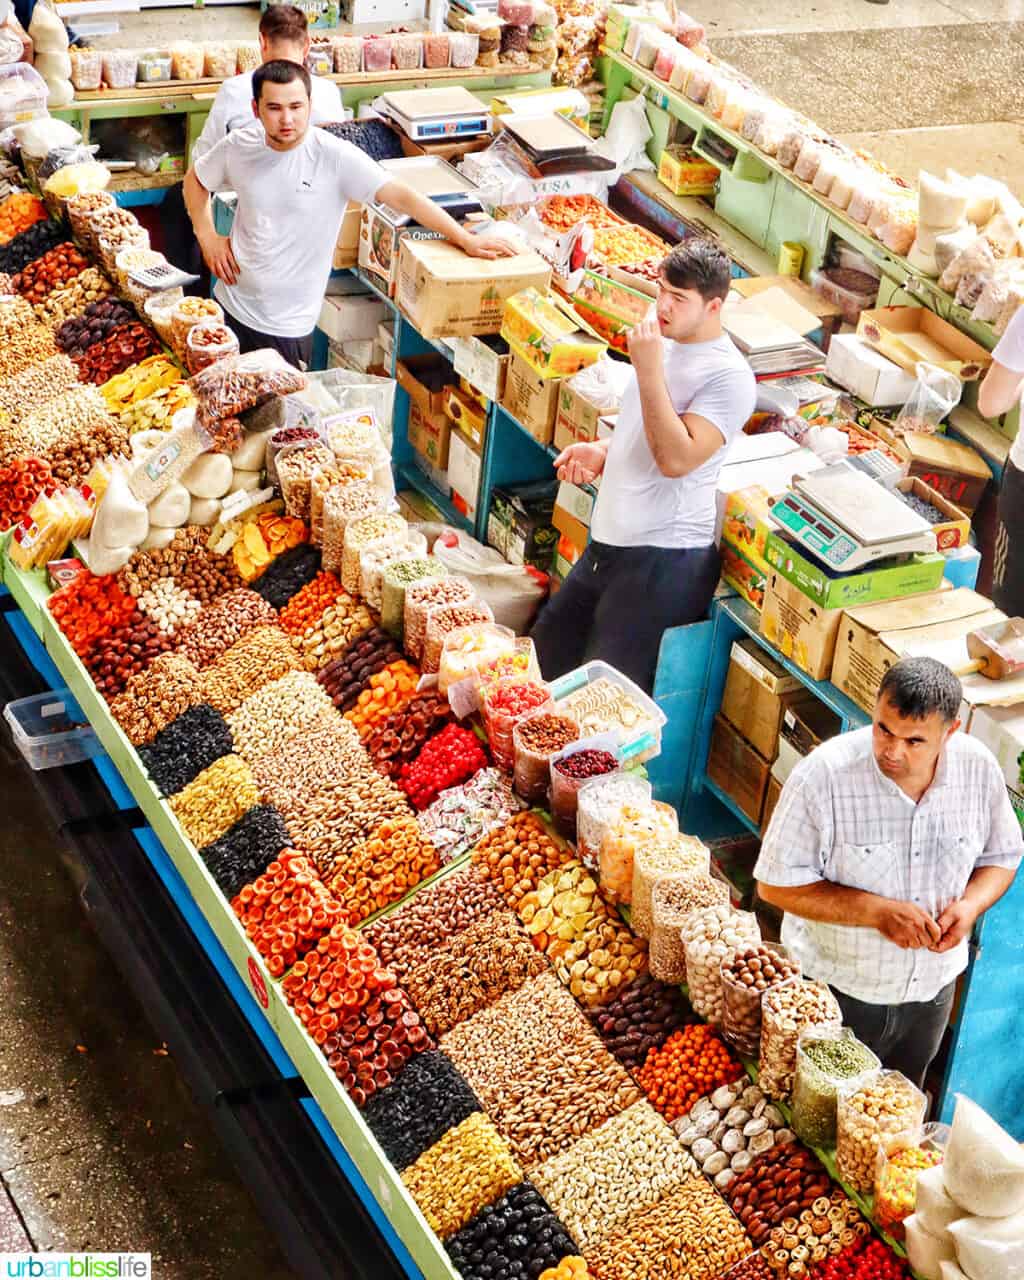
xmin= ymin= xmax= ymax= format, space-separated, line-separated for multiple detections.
xmin=824 ymin=332 xmax=917 ymax=407
xmin=554 ymin=381 xmax=609 ymax=450
xmin=707 ymin=714 xmax=771 ymax=826
xmin=832 ymin=588 xmax=1006 ymax=715
xmin=489 ymin=482 xmax=558 ymax=571
xmin=358 ymin=204 xmax=419 ymax=296
xmin=503 ymin=352 xmax=561 ymax=445
xmin=857 ymin=306 xmax=993 ymax=382
xmin=552 ymin=504 xmax=588 ymax=557
xmin=658 ymin=146 xmax=719 ymax=196
xmin=554 ymin=530 xmax=583 ymax=579
xmin=720 ymin=540 xmax=769 ymax=611
xmin=762 ymin=775 xmax=783 ymax=832
xmin=570 ymin=271 xmax=652 ymax=349
xmin=556 ymin=481 xmax=595 ymax=526
xmin=448 ymin=428 xmax=482 ymax=520
xmin=407 ymin=401 xmax=452 ymax=470
xmin=781 ymin=698 xmax=842 ymax=757
xmin=763 ymin=531 xmax=946 ymax=611
xmin=333 ymin=202 xmax=362 ymax=270
xmin=501 ymin=287 xmax=607 ymax=379
xmin=399 ymin=133 xmax=492 ymax=162
xmin=445 ymin=385 xmax=488 ymax=451
xmin=318 ymin=292 xmax=386 ymax=344
xmin=760 ymin=571 xmax=845 ymax=681
xmin=396 ymin=354 xmax=453 ymax=417
xmin=895 ymin=477 xmax=971 ymax=551
xmin=966 ymin=705 xmax=1024 ymax=828
xmin=721 ymin=485 xmax=778 ymax=568
xmin=871 ymin=421 xmax=991 ymax=513
xmin=396 ymin=239 xmax=551 ymax=340
xmin=411 ymin=447 xmax=451 ymax=497
xmin=732 ymin=274 xmax=843 ymax=331
xmin=720 ymin=637 xmax=816 ymax=762
xmin=448 ymin=335 xmax=511 ymax=402
xmin=771 ymin=734 xmax=804 ymax=787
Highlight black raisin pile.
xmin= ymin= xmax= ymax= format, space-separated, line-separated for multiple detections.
xmin=362 ymin=1049 xmax=481 ymax=1170
xmin=445 ymin=1183 xmax=579 ymax=1280
xmin=137 ymin=703 xmax=234 ymax=796
xmin=198 ymin=804 xmax=292 ymax=900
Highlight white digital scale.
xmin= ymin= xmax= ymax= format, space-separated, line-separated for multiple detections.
xmin=375 ymin=87 xmax=492 ymax=143
xmin=771 ymin=463 xmax=937 ymax=571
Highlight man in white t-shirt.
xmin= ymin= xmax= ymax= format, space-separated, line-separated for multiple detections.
xmin=530 ymin=238 xmax=756 ymax=693
xmin=183 ymin=60 xmax=512 ymax=368
xmin=979 ymin=304 xmax=1024 ymax=615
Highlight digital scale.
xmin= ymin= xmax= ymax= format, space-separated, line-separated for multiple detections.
xmin=843 ymin=449 xmax=905 ymax=489
xmin=375 ymin=87 xmax=492 ymax=143
xmin=771 ymin=463 xmax=937 ymax=571
xmin=372 ymin=155 xmax=485 ymax=227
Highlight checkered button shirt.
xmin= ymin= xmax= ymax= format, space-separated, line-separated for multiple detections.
xmin=754 ymin=726 xmax=1023 ymax=1004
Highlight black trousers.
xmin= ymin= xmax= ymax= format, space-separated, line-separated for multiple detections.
xmin=993 ymin=456 xmax=1024 ymax=615
xmin=222 ymin=306 xmax=314 ymax=371
xmin=831 ymin=981 xmax=956 ymax=1090
xmin=530 ymin=539 xmax=721 ymax=694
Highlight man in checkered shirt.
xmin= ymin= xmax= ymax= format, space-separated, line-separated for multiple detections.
xmin=755 ymin=656 xmax=1022 ymax=1086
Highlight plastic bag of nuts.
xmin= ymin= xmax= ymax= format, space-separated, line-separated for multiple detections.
xmin=171 ymin=296 xmax=222 ymax=356
xmin=341 ymin=511 xmax=407 ymax=595
xmin=422 ymin=600 xmax=494 ymax=676
xmin=649 ymin=874 xmax=720 ymax=983
xmin=185 ymin=320 xmax=239 ymax=375
xmin=575 ymin=770 xmax=651 ymax=869
xmin=321 ymin=480 xmax=384 ymax=576
xmin=512 ymin=710 xmax=579 ymax=804
xmin=600 ymin=802 xmax=680 ymax=908
xmin=721 ymin=943 xmax=801 ymax=1059
xmin=379 ymin=556 xmax=446 ymax=638
xmin=683 ymin=905 xmax=760 ymax=1024
xmin=758 ymin=979 xmax=841 ymax=1102
xmin=790 ymin=1028 xmax=880 ymax=1149
xmin=630 ymin=831 xmax=711 ymax=934
xmin=404 ymin=575 xmax=472 ymax=661
xmin=836 ymin=1070 xmax=926 ymax=1192
xmin=276 ymin=443 xmax=335 ymax=520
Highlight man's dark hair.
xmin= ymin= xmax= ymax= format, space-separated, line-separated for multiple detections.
xmin=253 ymin=59 xmax=311 ymax=102
xmin=878 ymin=657 xmax=962 ymax=723
xmin=660 ymin=237 xmax=732 ymax=302
xmin=258 ymin=4 xmax=310 ymax=45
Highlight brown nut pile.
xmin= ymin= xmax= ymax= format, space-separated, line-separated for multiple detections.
xmin=722 ymin=946 xmax=801 ymax=1059
xmin=33 ymin=267 xmax=112 ymax=330
xmin=85 ymin=611 xmax=175 ymax=702
xmin=0 ymin=353 xmax=80 ymax=422
xmin=252 ymin=716 xmax=366 ymax=797
xmin=118 ymin=528 xmax=241 ymax=606
xmin=724 ymin=1144 xmax=833 ymax=1246
xmin=0 ymin=385 xmax=124 ymax=480
xmin=109 ymin=651 xmax=203 ymax=746
xmin=291 ymin=592 xmax=378 ymax=672
xmin=0 ymin=293 xmax=38 ymax=336
xmin=404 ymin=575 xmax=474 ymax=662
xmin=587 ymin=1178 xmax=750 ymax=1280
xmin=277 ymin=443 xmax=336 ymax=521
xmin=762 ymin=1190 xmax=871 ymax=1277
xmin=201 ymin=624 xmax=303 ymax=717
xmin=0 ymin=320 xmax=57 ymax=385
xmin=316 ymin=627 xmax=404 ymax=709
xmin=340 ymin=511 xmax=407 ymax=593
xmin=674 ymin=1082 xmax=795 ymax=1195
xmin=12 ymin=242 xmax=89 ymax=302
xmin=226 ymin=670 xmax=338 ymax=766
xmin=758 ymin=982 xmax=842 ymax=1102
xmin=471 ymin=812 xmax=578 ymax=914
xmin=169 ymin=753 xmax=260 ymax=849
xmin=401 ymin=1112 xmax=521 ymax=1240
xmin=720 ymin=1255 xmax=774 ymax=1280
xmin=587 ymin=974 xmax=693 ymax=1071
xmin=835 ymin=1072 xmax=924 ymax=1192
xmin=401 ymin=908 xmax=548 ymax=1037
xmin=176 ymin=588 xmax=278 ymax=668
xmin=363 ymin=865 xmax=507 ymax=974
xmin=531 ymin=1101 xmax=698 ymax=1250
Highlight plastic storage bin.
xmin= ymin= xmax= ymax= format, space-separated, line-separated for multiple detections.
xmin=549 ymin=659 xmax=667 ymax=762
xmin=5 ymin=689 xmax=99 ymax=769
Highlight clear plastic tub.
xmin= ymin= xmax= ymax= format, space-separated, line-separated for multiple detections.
xmin=170 ymin=295 xmax=222 ymax=356
xmin=362 ymin=35 xmax=393 ymax=72
xmin=449 ymin=32 xmax=479 ymax=68
xmin=548 ymin=734 xmax=618 ymax=837
xmin=810 ymin=266 xmax=880 ymax=326
xmin=236 ymin=43 xmax=260 ymax=73
xmin=170 ymin=42 xmax=205 ymax=81
xmin=423 ymin=32 xmax=450 ymax=68
xmin=69 ymin=49 xmax=102 ymax=92
xmin=204 ymin=43 xmax=238 ymax=79
xmin=137 ymin=50 xmax=172 ymax=83
xmin=5 ymin=688 xmax=99 ymax=770
xmin=102 ymin=50 xmax=138 ymax=90
xmin=550 ymin=659 xmax=666 ymax=763
xmin=306 ymin=48 xmax=334 ymax=77
xmin=391 ymin=33 xmax=423 ymax=69
xmin=334 ymin=36 xmax=362 ymax=73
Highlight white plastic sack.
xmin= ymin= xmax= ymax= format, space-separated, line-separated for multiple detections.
xmin=940 ymin=1264 xmax=970 ymax=1280
xmin=594 ymin=94 xmax=655 ymax=177
xmin=906 ymin=1214 xmax=957 ymax=1280
xmin=28 ymin=0 xmax=68 ymax=53
xmin=566 ymin=356 xmax=634 ymax=414
xmin=429 ymin=526 xmax=548 ymax=633
xmin=13 ymin=112 xmax=78 ymax=158
xmin=945 ymin=1095 xmax=1024 ymax=1218
xmin=950 ymin=1212 xmax=1024 ymax=1280
xmin=302 ymin=368 xmax=395 ymax=445
xmin=917 ymin=1164 xmax=963 ymax=1236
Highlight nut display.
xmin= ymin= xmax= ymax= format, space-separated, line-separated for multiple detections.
xmin=0 ymin=354 xmax=80 ymax=422
xmin=184 ymin=322 xmax=238 ymax=375
xmin=446 ymin=1182 xmax=579 ymax=1280
xmin=380 ymin=557 xmax=446 ymax=638
xmin=422 ymin=601 xmax=495 ymax=676
xmin=13 ymin=242 xmax=89 ymax=302
xmin=724 ymin=1144 xmax=833 ymax=1246
xmin=835 ymin=1071 xmax=925 ymax=1192
xmin=512 ymin=712 xmax=579 ymax=803
xmin=790 ymin=1032 xmax=880 ymax=1149
xmin=278 ymin=570 xmax=347 ymax=635
xmin=169 ymin=753 xmax=260 ymax=848
xmin=227 ymin=670 xmax=338 ymax=766
xmin=0 ymin=323 xmax=58 ymax=388
xmin=321 ymin=480 xmax=385 ymax=577
xmin=199 ymin=804 xmax=292 ymax=900
xmin=327 ymin=816 xmax=441 ymax=926
xmin=201 ymin=624 xmax=303 ymax=716
xmin=34 ymin=269 xmax=113 ymax=330
xmin=586 ymin=974 xmax=692 ymax=1070
xmin=118 ymin=528 xmax=241 ymax=606
xmin=110 ymin=651 xmax=203 ymax=746
xmin=367 ymin=690 xmax=453 ymax=780
xmin=399 ymin=723 xmax=489 ymax=811
xmin=294 ymin=593 xmax=380 ymax=674
xmin=135 ymin=578 xmax=202 ymax=636
xmin=362 ymin=1049 xmax=482 ymax=1171
xmin=530 ymin=1101 xmax=697 ymax=1249
xmin=472 ymin=812 xmax=577 ymax=914
xmin=84 ymin=612 xmax=175 ymax=702
xmin=630 ymin=833 xmax=712 ymax=936
xmin=416 ymin=768 xmax=524 ymax=864
xmin=636 ymin=1023 xmax=745 ymax=1124
xmin=189 ymin=349 xmax=305 ymax=428
xmin=673 ymin=1081 xmax=795 ymax=1194
xmin=719 ymin=1256 xmax=774 ymax=1280
xmin=763 ymin=1190 xmax=871 ymax=1277
xmin=137 ymin=702 xmax=234 ymax=797
xmin=401 ymin=1112 xmax=522 ymax=1240
xmin=177 ymin=588 xmax=279 ymax=669
xmin=232 ymin=848 xmax=348 ymax=975
xmin=721 ymin=945 xmax=801 ymax=1058
xmin=758 ymin=981 xmax=841 ymax=1101
xmin=682 ymin=906 xmax=761 ymax=1025
xmin=586 ymin=1178 xmax=750 ymax=1280
xmin=56 ymin=297 xmax=136 ymax=356
xmin=404 ymin=575 xmax=474 ymax=662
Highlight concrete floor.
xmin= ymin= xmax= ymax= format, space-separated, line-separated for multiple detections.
xmin=3 ymin=0 xmax=1023 ymax=1272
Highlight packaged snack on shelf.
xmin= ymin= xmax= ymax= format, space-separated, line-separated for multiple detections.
xmin=204 ymin=43 xmax=238 ymax=78
xmin=305 ymin=47 xmax=333 ymax=77
xmin=69 ymin=48 xmax=102 ymax=91
xmin=362 ymin=35 xmax=393 ymax=72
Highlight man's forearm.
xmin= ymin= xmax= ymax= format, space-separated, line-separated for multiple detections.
xmin=962 ymin=864 xmax=1016 ymax=916
xmin=757 ymin=879 xmax=883 ymax=928
xmin=183 ymin=170 xmax=216 ymax=245
xmin=385 ymin=184 xmax=469 ymax=250
xmin=636 ymin=364 xmax=693 ymax=477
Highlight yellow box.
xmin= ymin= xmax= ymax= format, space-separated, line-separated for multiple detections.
xmin=721 ymin=485 xmax=777 ymax=569
xmin=445 ymin=385 xmax=488 ymax=451
xmin=657 ymin=146 xmax=719 ymax=197
xmin=500 ymin=288 xmax=607 ymax=380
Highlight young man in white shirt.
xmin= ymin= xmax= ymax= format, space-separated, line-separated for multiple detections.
xmin=978 ymin=304 xmax=1024 ymax=615
xmin=755 ymin=657 xmax=1022 ymax=1086
xmin=183 ymin=60 xmax=512 ymax=368
xmin=530 ymin=238 xmax=756 ymax=693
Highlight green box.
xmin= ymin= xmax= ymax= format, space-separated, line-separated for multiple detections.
xmin=763 ymin=532 xmax=946 ymax=610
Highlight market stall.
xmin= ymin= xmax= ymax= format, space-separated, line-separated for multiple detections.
xmin=3 ymin=5 xmax=1024 ymax=1279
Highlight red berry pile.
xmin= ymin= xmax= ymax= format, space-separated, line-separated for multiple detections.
xmin=812 ymin=1238 xmax=912 ymax=1280
xmin=400 ymin=723 xmax=488 ymax=811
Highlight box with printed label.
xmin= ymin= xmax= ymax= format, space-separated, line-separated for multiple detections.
xmin=490 ymin=483 xmax=558 ymax=571
xmin=502 ymin=352 xmax=561 ymax=446
xmin=358 ymin=205 xmax=416 ymax=296
xmin=831 ymin=587 xmax=1005 ymax=715
xmin=763 ymin=531 xmax=946 ymax=611
xmin=895 ymin=477 xmax=971 ymax=550
xmin=707 ymin=714 xmax=771 ymax=827
xmin=554 ymin=380 xmax=609 ymax=450
xmin=760 ymin=571 xmax=844 ymax=681
xmin=965 ymin=704 xmax=1024 ymax=829
xmin=501 ymin=287 xmax=607 ymax=379
xmin=870 ymin=420 xmax=991 ymax=513
xmin=448 ymin=335 xmax=511 ymax=402
xmin=333 ymin=202 xmax=362 ymax=269
xmin=448 ymin=429 xmax=483 ymax=520
xmin=658 ymin=146 xmax=720 ymax=196
xmin=720 ymin=541 xmax=769 ymax=612
xmin=407 ymin=401 xmax=451 ymax=470
xmin=396 ymin=354 xmax=453 ymax=416
xmin=857 ymin=306 xmax=992 ymax=382
xmin=721 ymin=484 xmax=777 ymax=569
xmin=720 ymin=637 xmax=817 ymax=762
xmin=445 ymin=385 xmax=488 ymax=451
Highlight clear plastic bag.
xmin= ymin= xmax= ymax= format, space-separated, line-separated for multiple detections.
xmin=321 ymin=480 xmax=383 ymax=577
xmin=143 ymin=288 xmax=183 ymax=344
xmin=548 ymin=735 xmax=618 ymax=837
xmin=630 ymin=829 xmax=708 ymax=932
xmin=276 ymin=443 xmax=335 ymax=520
xmin=101 ymin=50 xmax=138 ymax=88
xmin=600 ymin=802 xmax=680 ymax=909
xmin=874 ymin=1124 xmax=947 ymax=1240
xmin=341 ymin=511 xmax=407 ymax=596
xmin=170 ymin=42 xmax=204 ymax=81
xmin=575 ymin=771 xmax=651 ymax=870
xmin=362 ymin=35 xmax=393 ymax=71
xmin=449 ymin=32 xmax=479 ymax=68
xmin=380 ymin=557 xmax=446 ymax=639
xmin=309 ymin=462 xmax=369 ymax=545
xmin=480 ymin=676 xmax=552 ymax=772
xmin=682 ymin=906 xmax=759 ymax=1025
xmin=790 ymin=1027 xmax=880 ymax=1149
xmin=794 ymin=139 xmax=823 ymax=184
xmin=512 ymin=709 xmax=579 ymax=804
xmin=758 ymin=979 xmax=841 ymax=1102
xmin=939 ymin=237 xmax=995 ymax=295
xmin=185 ymin=320 xmax=239 ymax=375
xmin=906 ymin=1215 xmax=957 ymax=1277
xmin=69 ymin=49 xmax=102 ymax=92
xmin=190 ymin=349 xmax=306 ymax=428
xmin=334 ymin=36 xmax=362 ymax=73
xmin=171 ymin=295 xmax=221 ymax=355
xmin=438 ymin=622 xmax=515 ymax=697
xmin=895 ymin=361 xmax=961 ymax=435
xmin=836 ymin=1070 xmax=926 ymax=1192
xmin=721 ymin=942 xmax=800 ymax=1059
xmin=204 ymin=43 xmax=238 ymax=79
xmin=422 ymin=599 xmax=494 ymax=676
xmin=391 ymin=32 xmax=423 ymax=69
xmin=236 ymin=42 xmax=260 ymax=73
xmin=649 ymin=876 xmax=710 ymax=983
xmin=404 ymin=575 xmax=474 ymax=663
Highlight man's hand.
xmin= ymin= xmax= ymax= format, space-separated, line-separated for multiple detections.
xmin=870 ymin=897 xmax=942 ymax=950
xmin=931 ymin=898 xmax=980 ymax=953
xmin=554 ymin=441 xmax=606 ymax=486
xmin=627 ymin=311 xmax=663 ymax=375
xmin=199 ymin=233 xmax=239 ymax=285
xmin=459 ymin=231 xmax=517 ymax=260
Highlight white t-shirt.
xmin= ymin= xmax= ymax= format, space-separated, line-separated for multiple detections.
xmin=589 ymin=334 xmax=756 ymax=548
xmin=992 ymin=305 xmax=1024 ymax=469
xmin=191 ymin=71 xmax=345 ymax=165
xmin=194 ymin=124 xmax=385 ymax=338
